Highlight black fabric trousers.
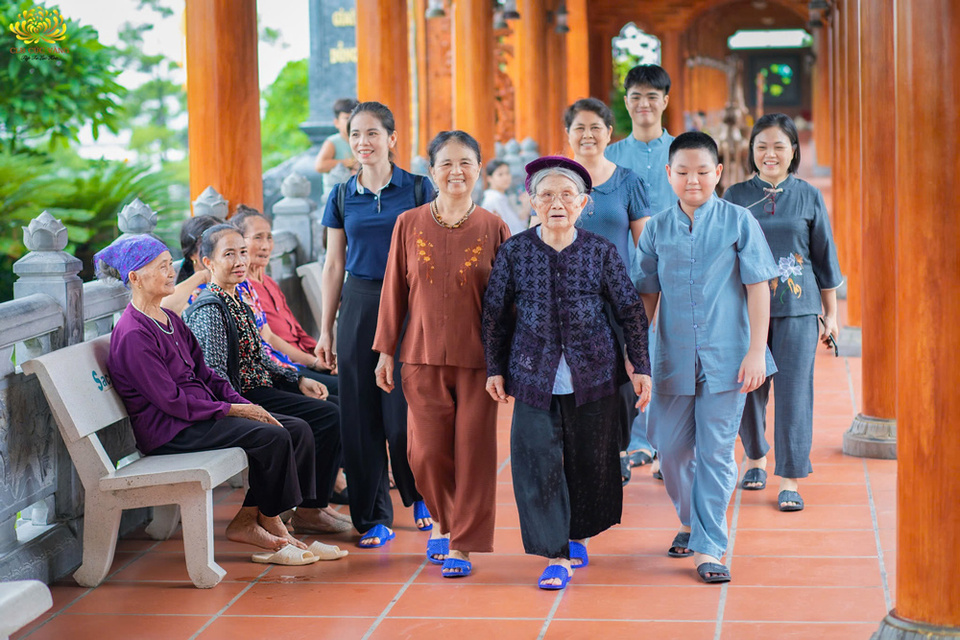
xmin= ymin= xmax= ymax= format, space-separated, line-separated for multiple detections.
xmin=511 ymin=393 xmax=623 ymax=559
xmin=337 ymin=276 xmax=421 ymax=533
xmin=244 ymin=386 xmax=341 ymax=509
xmin=152 ymin=414 xmax=314 ymax=518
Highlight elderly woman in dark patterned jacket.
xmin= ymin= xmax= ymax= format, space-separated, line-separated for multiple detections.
xmin=183 ymin=224 xmax=352 ymax=543
xmin=481 ymin=156 xmax=652 ymax=591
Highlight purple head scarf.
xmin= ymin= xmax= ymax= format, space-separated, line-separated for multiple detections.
xmin=94 ymin=235 xmax=169 ymax=287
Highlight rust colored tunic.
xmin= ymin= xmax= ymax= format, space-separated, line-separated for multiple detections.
xmin=374 ymin=203 xmax=510 ymax=552
xmin=373 ymin=204 xmax=510 ymax=366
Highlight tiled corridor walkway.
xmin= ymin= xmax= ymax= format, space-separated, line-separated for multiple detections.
xmin=15 ymin=337 xmax=895 ymax=640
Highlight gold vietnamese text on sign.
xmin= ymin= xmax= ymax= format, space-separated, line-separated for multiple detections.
xmin=329 ymin=41 xmax=357 ymax=64
xmin=332 ymin=8 xmax=356 ymax=27
xmin=9 ymin=7 xmax=67 ymax=44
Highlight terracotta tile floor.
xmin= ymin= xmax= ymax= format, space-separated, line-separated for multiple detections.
xmin=15 ymin=311 xmax=896 ymax=640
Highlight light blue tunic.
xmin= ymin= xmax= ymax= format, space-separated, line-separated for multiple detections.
xmin=605 ymin=130 xmax=677 ymax=216
xmin=636 ymin=194 xmax=779 ymax=395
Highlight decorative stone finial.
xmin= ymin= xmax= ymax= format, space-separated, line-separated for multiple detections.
xmin=281 ymin=173 xmax=312 ymax=199
xmin=22 ymin=211 xmax=68 ymax=252
xmin=520 ymin=137 xmax=539 ymax=153
xmin=118 ymin=197 xmax=158 ymax=234
xmin=504 ymin=139 xmax=521 ymax=155
xmin=193 ymin=186 xmax=229 ymax=218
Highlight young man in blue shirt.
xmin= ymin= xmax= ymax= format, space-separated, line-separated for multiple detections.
xmin=605 ymin=64 xmax=676 ymax=216
xmin=606 ymin=64 xmax=676 ymax=476
xmin=636 ymin=132 xmax=779 ymax=583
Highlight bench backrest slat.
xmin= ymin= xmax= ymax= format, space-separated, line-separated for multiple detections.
xmin=22 ymin=334 xmax=128 ymax=443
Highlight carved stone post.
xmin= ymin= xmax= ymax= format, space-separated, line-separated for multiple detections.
xmin=117 ymin=198 xmax=159 ymax=237
xmin=193 ymin=186 xmax=230 ymax=219
xmin=272 ymin=173 xmax=319 ymax=263
xmin=13 ymin=212 xmax=83 ymax=348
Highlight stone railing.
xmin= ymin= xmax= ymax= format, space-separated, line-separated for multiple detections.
xmin=0 ymin=187 xmax=313 ymax=584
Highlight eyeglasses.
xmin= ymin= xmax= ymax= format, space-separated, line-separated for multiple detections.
xmin=535 ymin=191 xmax=581 ymax=204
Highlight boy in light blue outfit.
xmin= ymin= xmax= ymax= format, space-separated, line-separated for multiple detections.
xmin=636 ymin=132 xmax=778 ymax=584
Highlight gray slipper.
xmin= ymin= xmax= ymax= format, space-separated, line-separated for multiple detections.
xmin=741 ymin=468 xmax=767 ymax=490
xmin=697 ymin=562 xmax=730 ymax=583
xmin=667 ymin=531 xmax=693 ymax=557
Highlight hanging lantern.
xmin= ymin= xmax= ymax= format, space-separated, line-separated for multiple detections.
xmin=494 ymin=10 xmax=508 ymax=29
xmin=426 ymin=0 xmax=446 ymax=18
xmin=503 ymin=0 xmax=520 ymax=20
xmin=555 ymin=1 xmax=569 ymax=33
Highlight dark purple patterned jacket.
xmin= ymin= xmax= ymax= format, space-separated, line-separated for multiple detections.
xmin=481 ymin=228 xmax=650 ymax=411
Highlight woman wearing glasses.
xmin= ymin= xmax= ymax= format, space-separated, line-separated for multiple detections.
xmin=723 ymin=113 xmax=843 ymax=512
xmin=482 ymin=156 xmax=651 ymax=590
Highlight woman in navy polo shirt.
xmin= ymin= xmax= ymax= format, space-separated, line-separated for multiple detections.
xmin=317 ymin=102 xmax=436 ymax=548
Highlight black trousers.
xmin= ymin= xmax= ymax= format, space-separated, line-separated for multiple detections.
xmin=244 ymin=386 xmax=341 ymax=509
xmin=511 ymin=393 xmax=623 ymax=559
xmin=152 ymin=414 xmax=314 ymax=518
xmin=337 ymin=276 xmax=421 ymax=533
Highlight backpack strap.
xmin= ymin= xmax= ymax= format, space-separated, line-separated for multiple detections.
xmin=336 ymin=182 xmax=346 ymax=226
xmin=414 ymin=175 xmax=425 ymax=207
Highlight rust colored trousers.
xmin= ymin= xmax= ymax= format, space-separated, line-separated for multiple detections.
xmin=402 ymin=363 xmax=498 ymax=552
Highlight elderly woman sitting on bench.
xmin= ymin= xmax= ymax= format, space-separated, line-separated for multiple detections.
xmin=98 ymin=235 xmax=346 ymax=565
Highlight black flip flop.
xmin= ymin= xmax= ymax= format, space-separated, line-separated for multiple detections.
xmin=741 ymin=468 xmax=767 ymax=491
xmin=778 ymin=490 xmax=804 ymax=512
xmin=697 ymin=562 xmax=731 ymax=584
xmin=628 ymin=450 xmax=653 ymax=468
xmin=667 ymin=531 xmax=693 ymax=558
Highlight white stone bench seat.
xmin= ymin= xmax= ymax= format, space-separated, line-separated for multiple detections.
xmin=100 ymin=449 xmax=246 ymax=492
xmin=22 ymin=334 xmax=248 ymax=589
xmin=0 ymin=580 xmax=52 ymax=640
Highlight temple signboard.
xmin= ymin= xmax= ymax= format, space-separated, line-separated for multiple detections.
xmin=303 ymin=0 xmax=357 ymax=144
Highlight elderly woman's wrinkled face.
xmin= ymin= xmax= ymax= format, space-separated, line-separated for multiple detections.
xmin=130 ymin=251 xmax=176 ymax=298
xmin=243 ymin=216 xmax=274 ymax=270
xmin=533 ymin=173 xmax=586 ymax=233
xmin=203 ymin=231 xmax=249 ymax=287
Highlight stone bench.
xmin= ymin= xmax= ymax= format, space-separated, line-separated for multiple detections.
xmin=22 ymin=335 xmax=247 ymax=589
xmin=0 ymin=580 xmax=52 ymax=639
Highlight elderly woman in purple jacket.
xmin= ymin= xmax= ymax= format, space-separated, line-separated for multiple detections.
xmin=100 ymin=235 xmax=346 ymax=565
xmin=482 ymin=156 xmax=652 ymax=590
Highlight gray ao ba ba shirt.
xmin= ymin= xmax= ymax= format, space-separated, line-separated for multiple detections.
xmin=723 ymin=174 xmax=844 ymax=318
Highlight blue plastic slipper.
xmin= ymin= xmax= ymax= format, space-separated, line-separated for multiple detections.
xmin=741 ymin=468 xmax=767 ymax=490
xmin=358 ymin=524 xmax=395 ymax=548
xmin=538 ymin=565 xmax=572 ymax=590
xmin=413 ymin=500 xmax=433 ymax=531
xmin=426 ymin=537 xmax=449 ymax=565
xmin=569 ymin=541 xmax=589 ymax=568
xmin=441 ymin=557 xmax=472 ymax=578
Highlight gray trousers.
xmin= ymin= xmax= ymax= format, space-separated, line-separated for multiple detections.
xmin=739 ymin=314 xmax=819 ymax=479
xmin=646 ymin=366 xmax=746 ymax=561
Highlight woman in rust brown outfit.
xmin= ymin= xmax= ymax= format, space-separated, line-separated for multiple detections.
xmin=374 ymin=131 xmax=510 ymax=579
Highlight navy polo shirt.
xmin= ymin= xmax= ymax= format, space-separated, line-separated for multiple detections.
xmin=321 ymin=166 xmax=435 ymax=281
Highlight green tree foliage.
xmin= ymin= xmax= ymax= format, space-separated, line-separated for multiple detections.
xmin=0 ymin=148 xmax=185 ymax=301
xmin=114 ymin=3 xmax=187 ymax=163
xmin=0 ymin=0 xmax=126 ymax=152
xmin=261 ymin=58 xmax=311 ymax=170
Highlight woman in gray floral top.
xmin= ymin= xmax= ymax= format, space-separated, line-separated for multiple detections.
xmin=723 ymin=113 xmax=843 ymax=513
xmin=184 ymin=224 xmax=352 ymax=537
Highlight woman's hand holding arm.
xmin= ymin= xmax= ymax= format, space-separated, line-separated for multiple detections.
xmin=485 ymin=375 xmax=510 ymax=403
